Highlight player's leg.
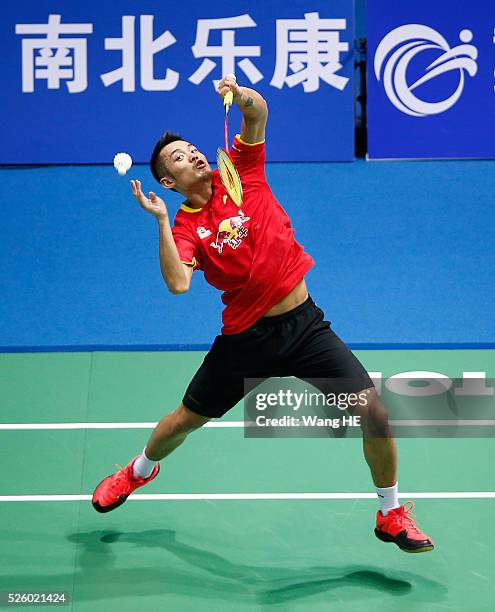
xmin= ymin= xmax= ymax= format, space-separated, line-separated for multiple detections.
xmin=92 ymin=401 xmax=209 ymax=513
xmin=129 ymin=402 xmax=210 ymax=481
xmin=278 ymin=299 xmax=396 ymax=487
xmin=347 ymin=387 xmax=398 ymax=487
xmin=92 ymin=326 xmax=274 ymax=514
xmin=345 ymin=387 xmax=433 ymax=552
xmin=279 ymin=296 xmax=433 ymax=552
xmin=135 ymin=327 xmax=274 ymax=481
xmin=143 ymin=402 xmax=210 ymax=462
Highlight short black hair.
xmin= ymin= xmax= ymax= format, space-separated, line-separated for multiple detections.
xmin=150 ymin=131 xmax=184 ymax=187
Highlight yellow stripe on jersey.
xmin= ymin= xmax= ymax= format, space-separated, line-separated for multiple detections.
xmin=235 ymin=134 xmax=265 ymax=146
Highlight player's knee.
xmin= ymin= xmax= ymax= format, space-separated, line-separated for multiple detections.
xmin=353 ymin=388 xmax=392 ymax=438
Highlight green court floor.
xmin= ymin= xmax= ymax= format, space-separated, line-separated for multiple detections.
xmin=1 ymin=350 xmax=494 ymax=611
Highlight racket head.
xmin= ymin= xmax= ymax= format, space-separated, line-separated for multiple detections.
xmin=216 ymin=147 xmax=243 ymax=207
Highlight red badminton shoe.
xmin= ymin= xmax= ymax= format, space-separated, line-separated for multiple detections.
xmin=374 ymin=501 xmax=434 ymax=553
xmin=92 ymin=457 xmax=160 ymax=513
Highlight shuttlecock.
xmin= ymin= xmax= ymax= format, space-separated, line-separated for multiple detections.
xmin=113 ymin=152 xmax=132 ymax=176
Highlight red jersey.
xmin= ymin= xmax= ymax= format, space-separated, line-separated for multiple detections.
xmin=171 ymin=134 xmax=314 ymax=334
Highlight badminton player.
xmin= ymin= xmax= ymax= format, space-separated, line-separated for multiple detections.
xmin=92 ymin=74 xmax=433 ymax=553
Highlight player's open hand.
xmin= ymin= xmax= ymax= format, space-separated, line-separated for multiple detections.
xmin=218 ymin=73 xmax=242 ymax=103
xmin=130 ymin=179 xmax=169 ymax=221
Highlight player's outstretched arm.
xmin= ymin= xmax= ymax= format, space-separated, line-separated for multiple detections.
xmin=218 ymin=74 xmax=268 ymax=144
xmin=130 ymin=179 xmax=193 ymax=294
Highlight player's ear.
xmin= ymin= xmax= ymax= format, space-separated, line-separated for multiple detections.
xmin=160 ymin=175 xmax=176 ymax=190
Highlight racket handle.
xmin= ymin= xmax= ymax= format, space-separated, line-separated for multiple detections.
xmin=224 ymin=90 xmax=234 ymax=113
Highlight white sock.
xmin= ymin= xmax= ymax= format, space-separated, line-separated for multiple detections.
xmin=376 ymin=482 xmax=399 ymax=516
xmin=132 ymin=447 xmax=158 ymax=480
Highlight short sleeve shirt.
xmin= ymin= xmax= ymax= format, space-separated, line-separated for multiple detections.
xmin=171 ymin=135 xmax=314 ymax=334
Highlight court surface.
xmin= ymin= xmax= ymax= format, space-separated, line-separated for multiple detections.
xmin=1 ymin=348 xmax=494 ymax=611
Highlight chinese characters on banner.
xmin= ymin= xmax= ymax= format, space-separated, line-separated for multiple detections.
xmin=15 ymin=13 xmax=350 ymax=94
xmin=4 ymin=1 xmax=354 ymax=163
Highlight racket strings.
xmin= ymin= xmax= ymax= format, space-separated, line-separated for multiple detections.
xmin=217 ymin=148 xmax=243 ymax=207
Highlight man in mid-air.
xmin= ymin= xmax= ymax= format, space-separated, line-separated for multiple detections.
xmin=92 ymin=75 xmax=433 ymax=554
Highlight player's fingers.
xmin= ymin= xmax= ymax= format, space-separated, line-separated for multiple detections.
xmin=225 ymin=73 xmax=237 ymax=87
xmin=218 ymin=83 xmax=229 ymax=96
xmin=218 ymin=74 xmax=235 ymax=92
xmin=219 ymin=83 xmax=240 ymax=104
xmin=132 ymin=181 xmax=148 ymax=206
xmin=149 ymin=191 xmax=157 ymax=202
xmin=137 ymin=184 xmax=148 ymax=202
xmin=220 ymin=87 xmax=236 ymax=102
xmin=134 ymin=183 xmax=147 ymax=205
xmin=132 ymin=184 xmax=143 ymax=203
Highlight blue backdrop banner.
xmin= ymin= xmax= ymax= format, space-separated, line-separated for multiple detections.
xmin=2 ymin=0 xmax=354 ymax=163
xmin=367 ymin=0 xmax=495 ymax=159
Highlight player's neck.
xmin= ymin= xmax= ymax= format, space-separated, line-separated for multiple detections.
xmin=183 ymin=179 xmax=213 ymax=209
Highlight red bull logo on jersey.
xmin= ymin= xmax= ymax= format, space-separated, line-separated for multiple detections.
xmin=210 ymin=210 xmax=251 ymax=254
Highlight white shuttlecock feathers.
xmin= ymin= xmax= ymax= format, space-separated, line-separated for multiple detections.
xmin=113 ymin=152 xmax=133 ymax=176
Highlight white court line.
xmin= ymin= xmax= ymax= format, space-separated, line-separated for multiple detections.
xmin=1 ymin=420 xmax=495 ymax=430
xmin=1 ymin=492 xmax=495 ymax=502
xmin=0 ymin=422 xmax=245 ymax=429
xmin=390 ymin=420 xmax=495 ymax=426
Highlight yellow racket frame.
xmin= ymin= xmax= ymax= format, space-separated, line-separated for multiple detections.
xmin=216 ymin=147 xmax=243 ymax=207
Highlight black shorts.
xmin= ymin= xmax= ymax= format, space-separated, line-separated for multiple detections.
xmin=182 ymin=296 xmax=375 ymax=418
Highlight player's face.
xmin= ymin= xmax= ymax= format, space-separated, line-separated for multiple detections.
xmin=160 ymin=140 xmax=212 ymax=192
